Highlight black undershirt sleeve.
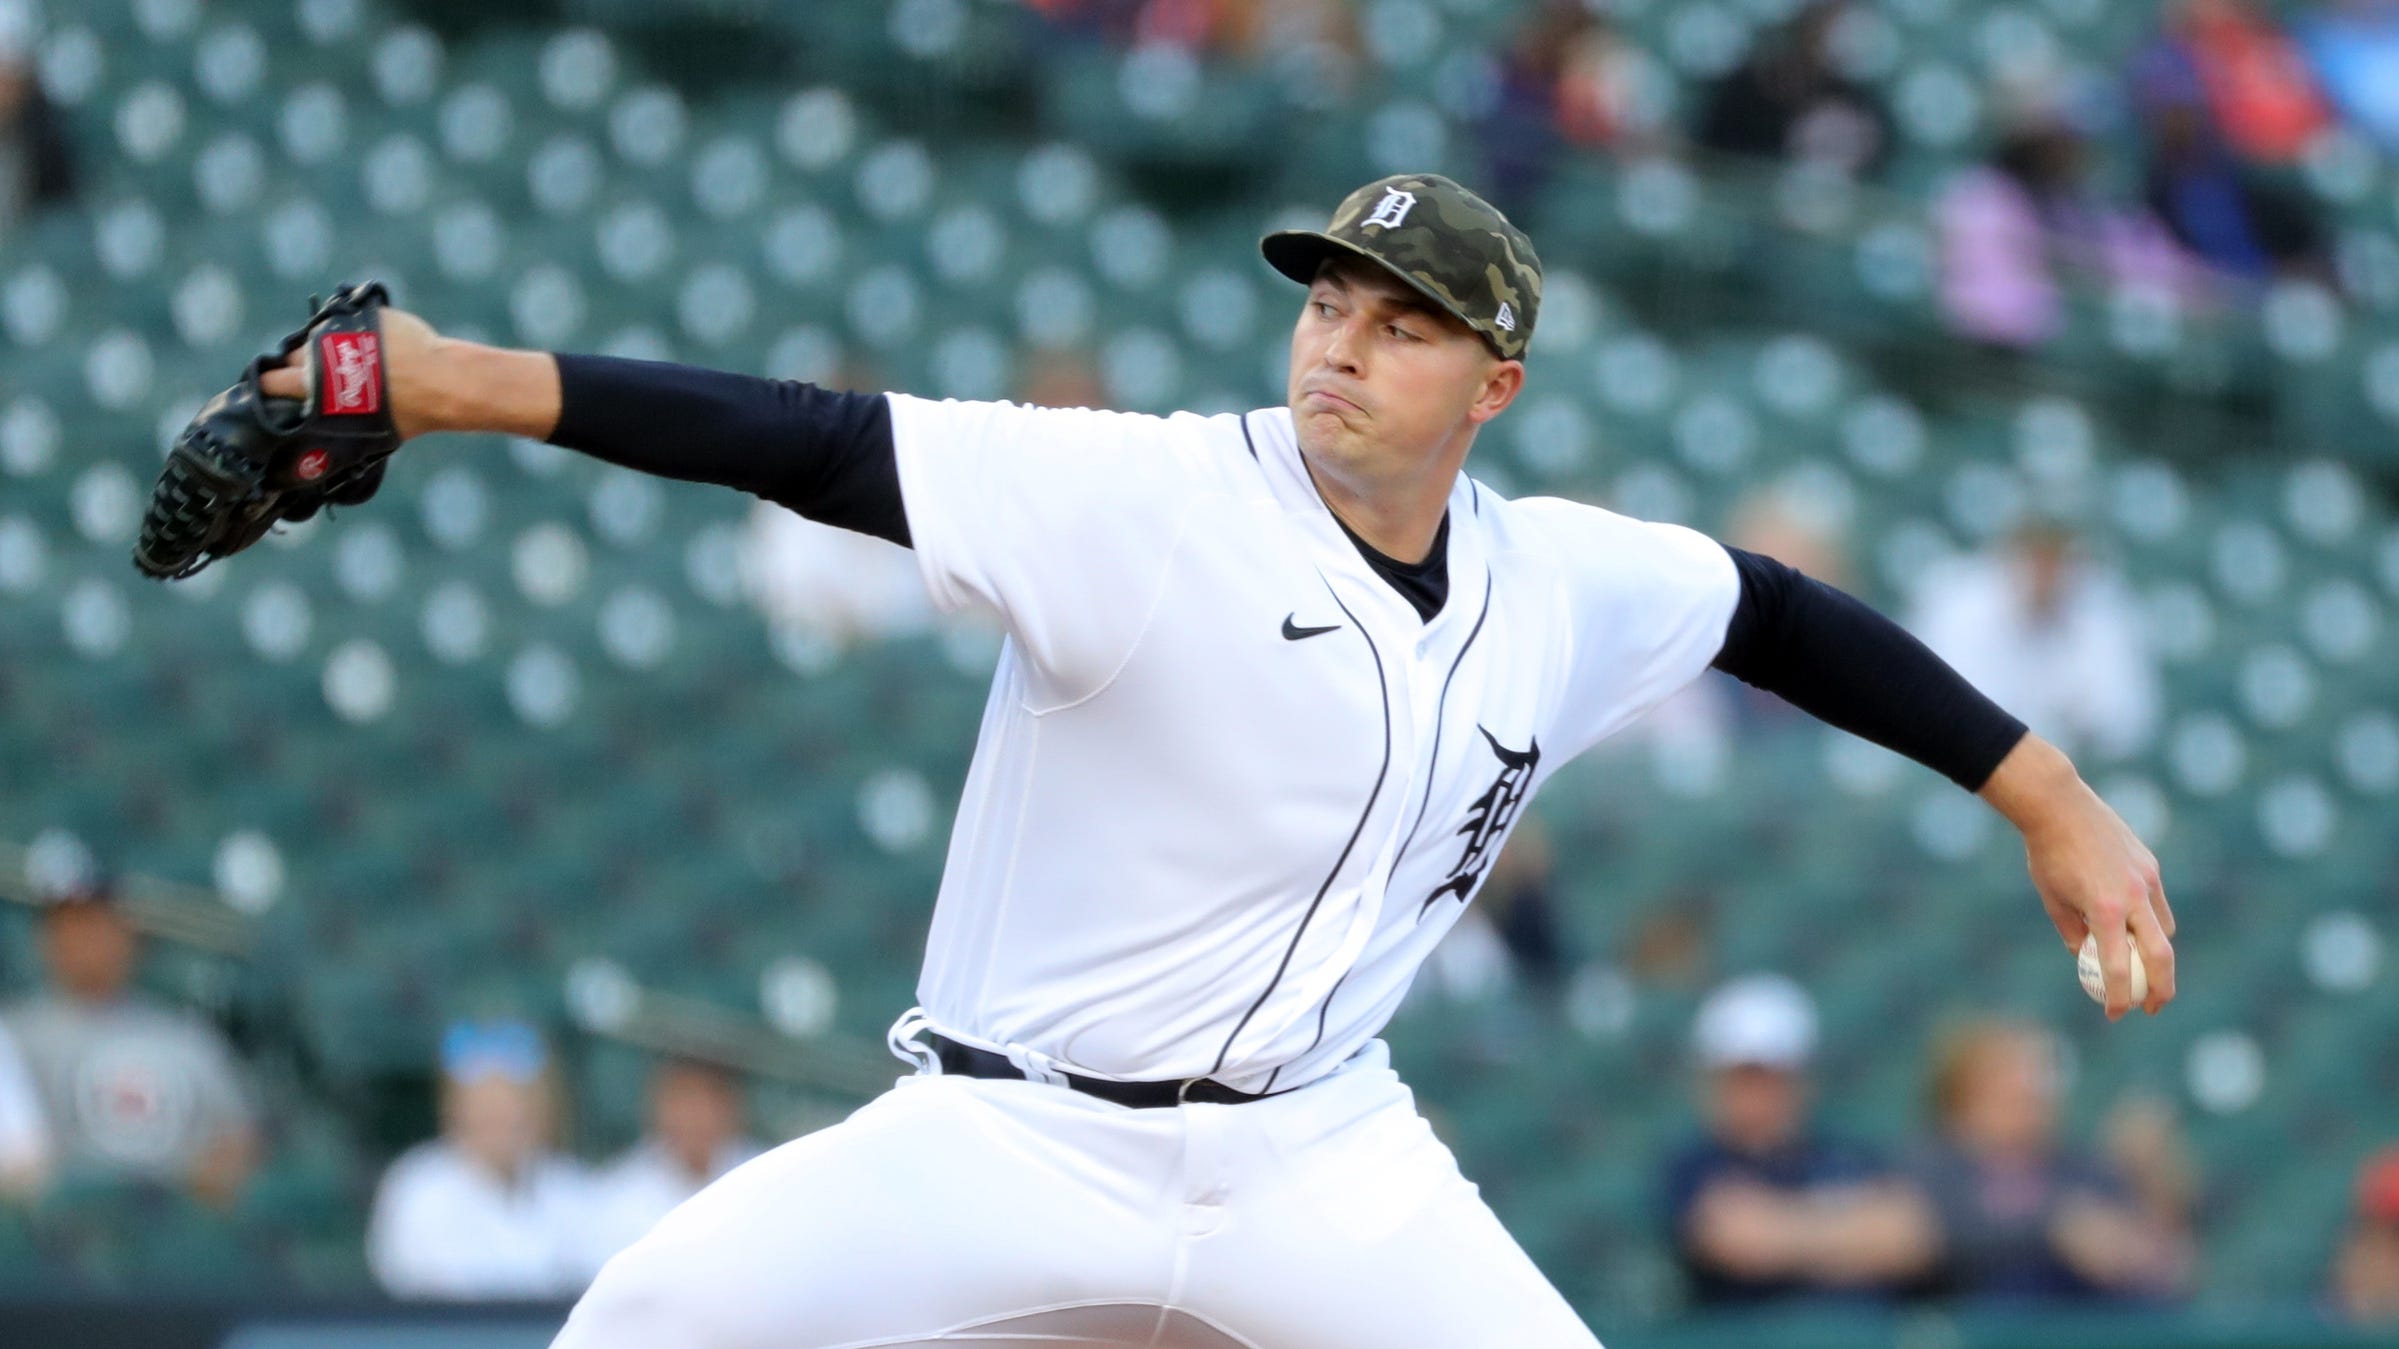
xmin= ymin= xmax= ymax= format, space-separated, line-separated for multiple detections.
xmin=545 ymin=353 xmax=911 ymax=546
xmin=1711 ymin=545 xmax=2027 ymax=792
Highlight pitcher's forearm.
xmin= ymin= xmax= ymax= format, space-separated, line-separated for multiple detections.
xmin=1977 ymin=733 xmax=2087 ymax=834
xmin=415 ymin=340 xmax=562 ymax=441
xmin=541 ymin=353 xmax=909 ymax=543
xmin=395 ymin=337 xmax=910 ymax=542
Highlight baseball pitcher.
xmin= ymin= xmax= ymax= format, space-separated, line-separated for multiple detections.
xmin=139 ymin=174 xmax=2175 ymax=1347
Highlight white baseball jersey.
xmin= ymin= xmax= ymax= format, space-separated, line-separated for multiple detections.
xmin=888 ymin=396 xmax=1738 ymax=1094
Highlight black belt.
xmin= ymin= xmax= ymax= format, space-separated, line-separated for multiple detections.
xmin=927 ymin=1034 xmax=1271 ymax=1108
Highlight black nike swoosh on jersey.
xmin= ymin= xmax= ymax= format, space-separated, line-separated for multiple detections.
xmin=1281 ymin=615 xmax=1342 ymax=641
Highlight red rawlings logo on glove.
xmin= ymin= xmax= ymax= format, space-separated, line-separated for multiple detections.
xmin=319 ymin=332 xmax=383 ymax=415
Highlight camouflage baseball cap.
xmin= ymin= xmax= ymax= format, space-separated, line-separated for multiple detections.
xmin=1261 ymin=173 xmax=1541 ymax=361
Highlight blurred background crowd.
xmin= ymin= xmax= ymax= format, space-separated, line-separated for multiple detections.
xmin=3 ymin=0 xmax=2398 ymax=1344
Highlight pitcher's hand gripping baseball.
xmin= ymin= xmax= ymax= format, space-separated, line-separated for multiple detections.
xmin=133 ymin=282 xmax=403 ymax=580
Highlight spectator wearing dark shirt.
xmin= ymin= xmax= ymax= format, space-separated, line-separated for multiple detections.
xmin=1480 ymin=818 xmax=1569 ymax=995
xmin=1416 ymin=821 xmax=1569 ymax=1006
xmin=1662 ymin=975 xmax=1936 ymax=1307
xmin=1478 ymin=1 xmax=1652 ymax=209
xmin=0 ymin=2 xmax=78 ymax=238
xmin=2132 ymin=8 xmax=2327 ymax=282
xmin=2162 ymin=0 xmax=2333 ymax=166
xmin=1695 ymin=0 xmax=1892 ymax=181
xmin=1905 ymin=1020 xmax=2191 ymax=1303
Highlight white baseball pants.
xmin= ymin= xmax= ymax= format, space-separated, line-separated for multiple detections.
xmin=550 ymin=1041 xmax=1599 ymax=1348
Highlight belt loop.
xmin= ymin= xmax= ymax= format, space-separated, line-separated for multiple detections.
xmin=886 ymin=1008 xmax=939 ymax=1075
xmin=1005 ymin=1042 xmax=1069 ymax=1087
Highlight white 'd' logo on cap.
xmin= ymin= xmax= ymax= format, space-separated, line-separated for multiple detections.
xmin=1363 ymin=187 xmax=1416 ymax=230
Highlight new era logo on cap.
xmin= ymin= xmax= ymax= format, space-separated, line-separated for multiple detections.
xmin=1494 ymin=302 xmax=1515 ymax=333
xmin=319 ymin=332 xmax=382 ymax=416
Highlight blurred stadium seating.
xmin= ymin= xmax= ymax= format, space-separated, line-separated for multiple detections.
xmin=3 ymin=0 xmax=2396 ymax=1336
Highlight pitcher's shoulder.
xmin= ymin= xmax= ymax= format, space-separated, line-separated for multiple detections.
xmin=1477 ymin=488 xmax=1731 ymax=583
xmin=1475 ymin=487 xmax=1649 ymax=551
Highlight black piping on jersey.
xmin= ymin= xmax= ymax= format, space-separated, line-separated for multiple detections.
xmin=1263 ymin=563 xmax=1494 ymax=1093
xmin=1384 ymin=566 xmax=1495 ymax=889
xmin=1240 ymin=411 xmax=1260 ymax=461
xmin=1209 ymin=583 xmax=1394 ymax=1080
xmin=1267 ymin=961 xmax=1348 ymax=1095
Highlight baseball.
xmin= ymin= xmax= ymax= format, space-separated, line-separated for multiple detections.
xmin=2077 ymin=933 xmax=2150 ymax=1005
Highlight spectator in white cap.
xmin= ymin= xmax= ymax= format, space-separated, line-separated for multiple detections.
xmin=367 ymin=1019 xmax=593 ymax=1300
xmin=1659 ymin=974 xmax=1937 ymax=1307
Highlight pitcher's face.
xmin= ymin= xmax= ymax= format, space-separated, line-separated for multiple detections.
xmin=1286 ymin=258 xmax=1519 ymax=488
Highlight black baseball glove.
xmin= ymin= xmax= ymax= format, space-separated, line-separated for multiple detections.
xmin=134 ymin=282 xmax=404 ymax=580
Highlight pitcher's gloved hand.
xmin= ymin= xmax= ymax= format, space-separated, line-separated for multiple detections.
xmin=133 ymin=281 xmax=402 ymax=580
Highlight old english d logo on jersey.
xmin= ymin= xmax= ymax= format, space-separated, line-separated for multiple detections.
xmin=1420 ymin=726 xmax=1540 ymax=914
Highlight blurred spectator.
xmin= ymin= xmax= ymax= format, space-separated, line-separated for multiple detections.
xmin=1906 ymin=1020 xmax=2192 ymax=1302
xmin=1024 ymin=0 xmax=1142 ymax=45
xmin=1131 ymin=0 xmax=1228 ymax=51
xmin=2134 ymin=7 xmax=2329 ymax=282
xmin=2 ymin=884 xmax=258 ymax=1205
xmin=1021 ymin=350 xmax=1110 ymax=410
xmin=1621 ymin=892 xmax=1715 ymax=992
xmin=2099 ymin=1093 xmax=2201 ymax=1261
xmin=1662 ymin=975 xmax=1935 ymax=1306
xmin=1480 ymin=818 xmax=1569 ymax=995
xmin=0 ymin=1019 xmax=51 ymax=1200
xmin=0 ymin=0 xmax=77 ymax=240
xmin=1216 ymin=0 xmax=1361 ymax=98
xmin=1625 ymin=485 xmax=1864 ymax=772
xmin=2149 ymin=0 xmax=2333 ymax=166
xmin=1695 ymin=1 xmax=1892 ymax=180
xmin=1479 ymin=2 xmax=1657 ymax=207
xmin=739 ymin=350 xmax=933 ymax=646
xmin=2138 ymin=111 xmax=2327 ymax=282
xmin=367 ymin=1020 xmax=592 ymax=1300
xmin=1086 ymin=0 xmax=1360 ymax=82
xmin=740 ymin=499 xmax=937 ymax=650
xmin=578 ymin=1059 xmax=762 ymax=1276
xmin=1423 ymin=820 xmax=1571 ymax=1003
xmin=1718 ymin=487 xmax=1858 ymax=739
xmin=2302 ymin=2 xmax=2399 ymax=152
xmin=1729 ymin=487 xmax=1854 ymax=592
xmin=1905 ymin=519 xmax=2161 ymax=762
xmin=2331 ymin=1145 xmax=2399 ymax=1324
xmin=743 ymin=352 xmax=1027 ymax=653
xmin=1935 ymin=115 xmax=2205 ymax=351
